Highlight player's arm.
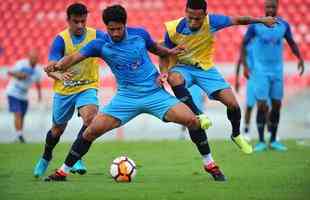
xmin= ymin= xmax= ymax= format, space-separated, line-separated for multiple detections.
xmin=35 ymin=82 xmax=42 ymax=102
xmin=7 ymin=70 xmax=28 ymax=80
xmin=230 ymin=16 xmax=276 ymax=26
xmin=284 ymin=22 xmax=305 ymax=76
xmin=149 ymin=43 xmax=185 ymax=57
xmin=46 ymin=39 xmax=103 ymax=72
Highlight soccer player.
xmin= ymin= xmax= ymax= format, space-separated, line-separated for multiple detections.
xmin=43 ymin=4 xmax=219 ymax=182
xmin=5 ymin=50 xmax=42 ymax=143
xmin=159 ymin=0 xmax=277 ymax=160
xmin=241 ymin=0 xmax=304 ymax=151
xmin=33 ymin=3 xmax=106 ymax=177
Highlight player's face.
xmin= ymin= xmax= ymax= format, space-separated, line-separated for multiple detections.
xmin=185 ymin=8 xmax=206 ymax=31
xmin=265 ymin=0 xmax=278 ymax=17
xmin=67 ymin=14 xmax=87 ymax=36
xmin=106 ymin=22 xmax=125 ymax=42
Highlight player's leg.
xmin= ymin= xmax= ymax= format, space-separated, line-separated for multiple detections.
xmin=168 ymin=68 xmax=203 ymax=115
xmin=34 ymin=93 xmax=76 ymax=177
xmin=7 ymin=96 xmax=28 ymax=143
xmin=146 ymin=89 xmax=225 ymax=181
xmin=44 ymin=94 xmax=138 ymax=181
xmin=243 ymin=77 xmax=256 ymax=140
xmin=212 ymin=88 xmax=252 ymax=154
xmin=71 ymin=89 xmax=99 ymax=174
xmin=194 ymin=67 xmax=252 ymax=154
xmin=269 ymin=76 xmax=287 ymax=151
xmin=251 ymin=73 xmax=270 ymax=152
xmin=44 ymin=113 xmax=121 ymax=181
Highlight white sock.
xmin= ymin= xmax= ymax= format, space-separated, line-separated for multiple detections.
xmin=60 ymin=164 xmax=71 ymax=174
xmin=202 ymin=153 xmax=214 ymax=166
xmin=16 ymin=130 xmax=22 ymax=136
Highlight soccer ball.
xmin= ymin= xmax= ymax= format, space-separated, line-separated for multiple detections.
xmin=110 ymin=156 xmax=137 ymax=182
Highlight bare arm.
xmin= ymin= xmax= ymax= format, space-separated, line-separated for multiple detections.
xmin=148 ymin=43 xmax=185 ymax=57
xmin=8 ymin=71 xmax=28 ymax=80
xmin=35 ymin=82 xmax=42 ymax=101
xmin=45 ymin=53 xmax=86 ymax=73
xmin=286 ymin=37 xmax=304 ymax=76
xmin=231 ymin=16 xmax=276 ymax=26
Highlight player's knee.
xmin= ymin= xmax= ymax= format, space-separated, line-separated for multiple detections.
xmin=167 ymin=72 xmax=184 ymax=86
xmin=51 ymin=125 xmax=66 ymax=137
xmin=185 ymin=116 xmax=200 ymax=130
xmin=82 ymin=113 xmax=97 ymax=126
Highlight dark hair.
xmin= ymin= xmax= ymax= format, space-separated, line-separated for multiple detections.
xmin=66 ymin=3 xmax=88 ymax=19
xmin=102 ymin=5 xmax=127 ymax=25
xmin=186 ymin=0 xmax=207 ymax=13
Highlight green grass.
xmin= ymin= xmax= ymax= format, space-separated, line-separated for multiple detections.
xmin=0 ymin=140 xmax=309 ymax=200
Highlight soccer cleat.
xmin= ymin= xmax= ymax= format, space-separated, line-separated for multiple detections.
xmin=34 ymin=158 xmax=49 ymax=178
xmin=44 ymin=170 xmax=67 ymax=182
xmin=198 ymin=114 xmax=212 ymax=130
xmin=254 ymin=142 xmax=268 ymax=152
xmin=270 ymin=141 xmax=287 ymax=151
xmin=70 ymin=160 xmax=87 ymax=175
xmin=231 ymin=134 xmax=253 ymax=154
xmin=17 ymin=135 xmax=26 ymax=143
xmin=204 ymin=162 xmax=227 ymax=181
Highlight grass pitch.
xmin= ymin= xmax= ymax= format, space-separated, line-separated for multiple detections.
xmin=0 ymin=140 xmax=309 ymax=200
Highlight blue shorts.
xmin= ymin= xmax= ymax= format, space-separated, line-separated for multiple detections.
xmin=253 ymin=73 xmax=283 ymax=101
xmin=101 ymin=88 xmax=179 ymax=125
xmin=246 ymin=77 xmax=256 ymax=107
xmin=52 ymin=88 xmax=99 ymax=125
xmin=170 ymin=65 xmax=230 ymax=99
xmin=7 ymin=95 xmax=28 ymax=116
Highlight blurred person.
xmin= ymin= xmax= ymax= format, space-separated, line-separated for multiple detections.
xmin=33 ymin=3 xmax=106 ymax=178
xmin=159 ymin=0 xmax=276 ymax=180
xmin=241 ymin=0 xmax=304 ymax=152
xmin=43 ymin=5 xmax=210 ymax=182
xmin=5 ymin=50 xmax=42 ymax=143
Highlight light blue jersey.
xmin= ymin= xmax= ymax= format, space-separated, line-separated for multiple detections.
xmin=245 ymin=17 xmax=293 ymax=75
xmin=80 ymin=27 xmax=160 ymax=98
xmin=80 ymin=27 xmax=179 ymax=124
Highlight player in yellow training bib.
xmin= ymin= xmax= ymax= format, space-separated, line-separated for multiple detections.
xmin=33 ymin=3 xmax=105 ymax=178
xmin=159 ymin=0 xmax=276 ymax=181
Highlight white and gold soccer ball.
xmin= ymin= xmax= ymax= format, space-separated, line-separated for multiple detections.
xmin=110 ymin=156 xmax=137 ymax=182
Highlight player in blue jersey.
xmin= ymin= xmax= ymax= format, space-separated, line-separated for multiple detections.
xmin=5 ymin=50 xmax=42 ymax=143
xmin=242 ymin=0 xmax=304 ymax=152
xmin=159 ymin=0 xmax=276 ymax=180
xmin=33 ymin=3 xmax=106 ymax=178
xmin=43 ymin=5 xmax=214 ymax=182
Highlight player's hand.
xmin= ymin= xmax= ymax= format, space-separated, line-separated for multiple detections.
xmin=297 ymin=59 xmax=305 ymax=76
xmin=168 ymin=44 xmax=186 ymax=55
xmin=243 ymin=66 xmax=250 ymax=79
xmin=44 ymin=63 xmax=57 ymax=73
xmin=260 ymin=16 xmax=277 ymax=27
xmin=61 ymin=71 xmax=74 ymax=81
xmin=156 ymin=72 xmax=168 ymax=86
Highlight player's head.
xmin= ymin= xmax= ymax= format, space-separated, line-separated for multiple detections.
xmin=102 ymin=5 xmax=127 ymax=42
xmin=28 ymin=49 xmax=39 ymax=67
xmin=265 ymin=0 xmax=278 ymax=17
xmin=66 ymin=3 xmax=88 ymax=36
xmin=185 ymin=0 xmax=207 ymax=31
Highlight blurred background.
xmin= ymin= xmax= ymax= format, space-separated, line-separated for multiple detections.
xmin=0 ymin=0 xmax=309 ymax=142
